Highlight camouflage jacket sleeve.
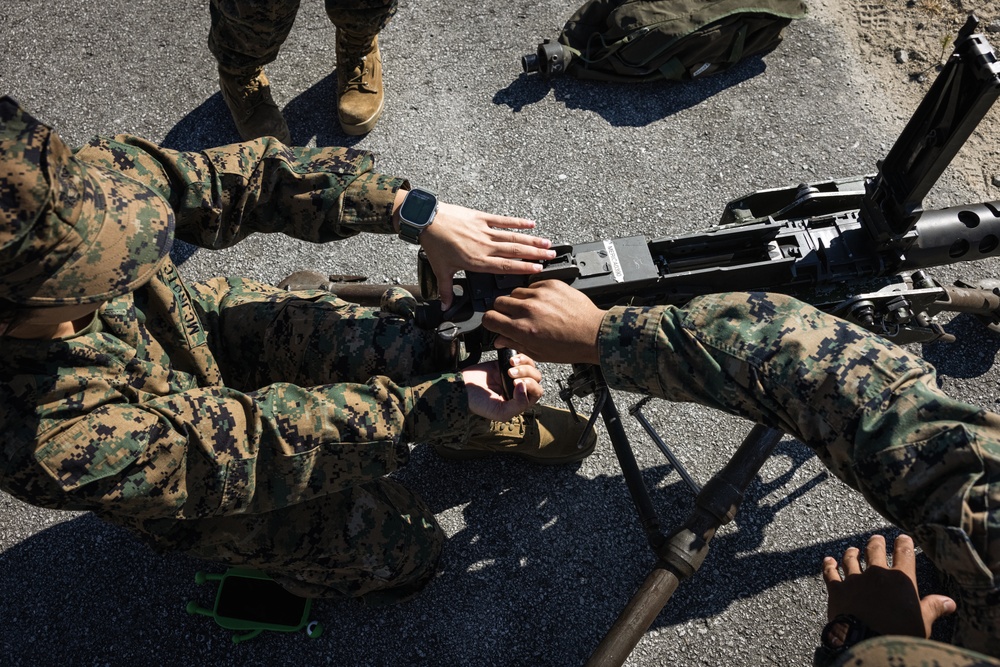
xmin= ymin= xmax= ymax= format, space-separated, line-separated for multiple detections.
xmin=597 ymin=292 xmax=1000 ymax=655
xmin=73 ymin=135 xmax=406 ymax=246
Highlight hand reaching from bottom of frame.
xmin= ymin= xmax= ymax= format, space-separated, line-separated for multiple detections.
xmin=461 ymin=353 xmax=543 ymax=423
xmin=823 ymin=533 xmax=957 ymax=638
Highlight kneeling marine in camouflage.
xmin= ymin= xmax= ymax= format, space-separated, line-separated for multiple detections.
xmin=0 ymin=97 xmax=594 ymax=603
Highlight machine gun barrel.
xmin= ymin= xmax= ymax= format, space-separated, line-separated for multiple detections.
xmin=901 ymin=201 xmax=1000 ymax=269
xmin=863 ymin=15 xmax=1000 ymax=245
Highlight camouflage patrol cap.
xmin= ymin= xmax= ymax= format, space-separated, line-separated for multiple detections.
xmin=0 ymin=96 xmax=173 ymax=305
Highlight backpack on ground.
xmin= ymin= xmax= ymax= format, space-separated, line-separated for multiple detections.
xmin=521 ymin=0 xmax=809 ymax=82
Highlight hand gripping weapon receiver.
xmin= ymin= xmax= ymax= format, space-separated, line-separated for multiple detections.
xmin=327 ymin=17 xmax=1000 ymax=665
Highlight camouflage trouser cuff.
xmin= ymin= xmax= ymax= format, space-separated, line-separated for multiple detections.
xmin=380 ymin=286 xmax=418 ymax=319
xmin=405 ymin=373 xmax=475 ymax=445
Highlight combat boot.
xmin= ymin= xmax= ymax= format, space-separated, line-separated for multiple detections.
xmin=219 ymin=67 xmax=291 ymax=144
xmin=336 ymin=32 xmax=383 ymax=135
xmin=436 ymin=405 xmax=598 ymax=465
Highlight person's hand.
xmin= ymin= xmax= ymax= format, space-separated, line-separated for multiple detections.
xmin=823 ymin=534 xmax=956 ymax=638
xmin=462 ymin=353 xmax=544 ymax=422
xmin=416 ymin=202 xmax=556 ymax=309
xmin=481 ymin=280 xmax=606 ymax=365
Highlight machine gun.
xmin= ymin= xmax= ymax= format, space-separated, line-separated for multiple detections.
xmin=414 ymin=17 xmax=1000 ymax=356
xmin=322 ymin=16 xmax=1000 ymax=666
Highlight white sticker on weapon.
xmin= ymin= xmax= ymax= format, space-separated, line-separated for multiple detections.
xmin=604 ymin=239 xmax=625 ymax=283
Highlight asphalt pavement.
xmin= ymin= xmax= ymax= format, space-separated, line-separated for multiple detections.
xmin=2 ymin=0 xmax=999 ymax=665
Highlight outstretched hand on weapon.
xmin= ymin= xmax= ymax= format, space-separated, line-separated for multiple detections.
xmin=823 ymin=534 xmax=956 ymax=639
xmin=401 ymin=199 xmax=557 ymax=310
xmin=482 ymin=279 xmax=605 ymax=365
xmin=462 ymin=352 xmax=544 ymax=422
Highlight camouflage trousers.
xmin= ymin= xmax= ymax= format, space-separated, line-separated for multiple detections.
xmin=209 ymin=0 xmax=398 ymax=74
xmin=601 ymin=292 xmax=1000 ymax=655
xmin=122 ymin=283 xmax=446 ymax=602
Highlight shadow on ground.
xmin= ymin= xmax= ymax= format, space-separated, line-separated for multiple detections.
xmin=0 ymin=438 xmax=913 ymax=665
xmin=922 ymin=313 xmax=1000 ymax=380
xmin=493 ymin=57 xmax=766 ymax=126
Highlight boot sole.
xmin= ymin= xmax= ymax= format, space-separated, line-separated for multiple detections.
xmin=433 ymin=435 xmax=596 ymax=466
xmin=340 ymin=98 xmax=384 ymax=136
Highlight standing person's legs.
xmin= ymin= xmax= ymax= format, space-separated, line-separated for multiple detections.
xmin=325 ymin=0 xmax=398 ymax=135
xmin=208 ymin=0 xmax=297 ymax=142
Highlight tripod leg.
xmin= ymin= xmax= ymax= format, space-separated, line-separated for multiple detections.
xmin=587 ymin=424 xmax=783 ymax=667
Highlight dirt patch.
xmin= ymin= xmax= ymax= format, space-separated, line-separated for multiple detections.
xmin=820 ymin=0 xmax=1000 ymax=201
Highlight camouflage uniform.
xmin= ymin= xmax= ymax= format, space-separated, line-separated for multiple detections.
xmin=598 ymin=292 xmax=1000 ymax=656
xmin=831 ymin=636 xmax=1000 ymax=666
xmin=0 ymin=109 xmax=472 ymax=600
xmin=209 ymin=0 xmax=397 ymax=75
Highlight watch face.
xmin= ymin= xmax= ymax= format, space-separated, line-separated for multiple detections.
xmin=400 ymin=189 xmax=437 ymax=227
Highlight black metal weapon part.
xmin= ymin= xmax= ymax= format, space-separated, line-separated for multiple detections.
xmin=324 ymin=17 xmax=1000 ymax=666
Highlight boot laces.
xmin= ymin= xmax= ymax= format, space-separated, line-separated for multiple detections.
xmin=224 ymin=71 xmax=272 ymax=116
xmin=343 ymin=56 xmax=375 ymax=93
xmin=347 ymin=60 xmax=368 ymax=89
xmin=241 ymin=75 xmax=264 ymax=96
xmin=492 ymin=413 xmax=527 ymax=435
xmin=339 ymin=34 xmax=377 ymax=93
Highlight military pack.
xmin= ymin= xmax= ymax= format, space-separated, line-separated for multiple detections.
xmin=522 ymin=0 xmax=808 ymax=82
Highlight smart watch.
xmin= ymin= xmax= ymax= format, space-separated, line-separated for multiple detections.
xmin=397 ymin=187 xmax=439 ymax=244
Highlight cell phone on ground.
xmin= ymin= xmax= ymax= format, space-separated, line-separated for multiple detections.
xmin=187 ymin=568 xmax=322 ymax=643
xmin=214 ymin=570 xmax=309 ymax=628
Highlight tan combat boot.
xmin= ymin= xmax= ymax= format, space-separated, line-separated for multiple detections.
xmin=436 ymin=404 xmax=598 ymax=465
xmin=336 ymin=32 xmax=384 ymax=135
xmin=219 ymin=67 xmax=291 ymax=144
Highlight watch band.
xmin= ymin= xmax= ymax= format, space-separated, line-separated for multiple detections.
xmin=399 ymin=221 xmax=424 ymax=245
xmin=398 ymin=220 xmax=424 ymax=244
xmin=397 ymin=187 xmax=438 ymax=244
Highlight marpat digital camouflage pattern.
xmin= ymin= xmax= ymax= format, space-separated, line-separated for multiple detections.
xmin=209 ymin=0 xmax=398 ymax=75
xmin=0 ymin=99 xmax=473 ymax=601
xmin=599 ymin=291 xmax=1000 ymax=656
xmin=831 ymin=635 xmax=1000 ymax=666
xmin=0 ymin=97 xmax=174 ymax=305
